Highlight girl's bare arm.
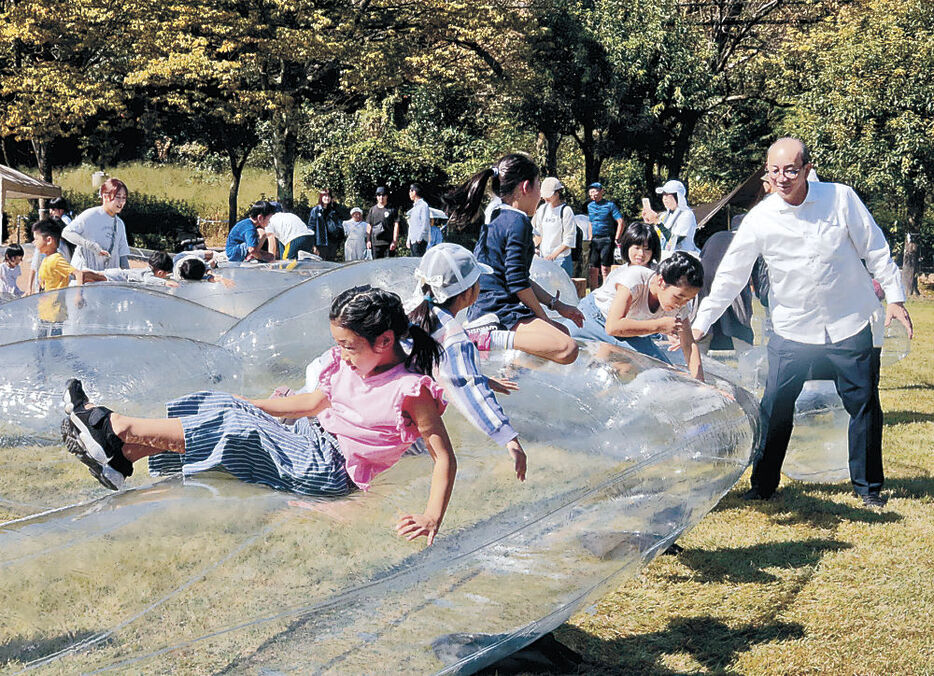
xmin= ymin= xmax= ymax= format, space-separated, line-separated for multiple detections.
xmin=396 ymin=386 xmax=457 ymax=545
xmin=249 ymin=390 xmax=330 ymax=418
xmin=604 ymin=285 xmax=676 ymax=337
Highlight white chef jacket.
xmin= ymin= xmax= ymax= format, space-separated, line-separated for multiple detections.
xmin=693 ymin=182 xmax=905 ymax=345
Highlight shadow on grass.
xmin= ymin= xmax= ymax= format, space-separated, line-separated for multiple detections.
xmin=807 ymin=475 xmax=934 ymax=501
xmin=879 ymin=382 xmax=934 ymax=391
xmin=672 ymin=538 xmax=850 ymax=584
xmin=555 ymin=616 xmax=805 ymax=675
xmin=0 ymin=629 xmax=99 ymax=669
xmin=715 ymin=482 xmax=903 ymax=530
xmin=883 ymin=410 xmax=934 ymax=426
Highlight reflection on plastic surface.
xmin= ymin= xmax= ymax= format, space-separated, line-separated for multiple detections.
xmin=529 ymin=256 xmax=579 ymax=307
xmin=155 ymin=265 xmax=333 ymax=317
xmin=0 ymin=285 xmax=236 ymax=345
xmin=221 ymin=258 xmax=420 ymax=386
xmin=721 ymin=317 xmax=910 ymax=483
xmin=0 ymin=335 xmax=238 ymax=444
xmin=0 ymin=342 xmax=754 ymax=675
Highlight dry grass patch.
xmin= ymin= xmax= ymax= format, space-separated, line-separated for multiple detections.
xmin=560 ymin=298 xmax=934 ymax=675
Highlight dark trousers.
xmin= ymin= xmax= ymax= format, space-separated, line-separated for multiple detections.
xmin=752 ymin=325 xmax=883 ymax=496
xmin=409 ymin=240 xmax=427 ymax=257
xmin=372 ymin=245 xmax=393 ymax=259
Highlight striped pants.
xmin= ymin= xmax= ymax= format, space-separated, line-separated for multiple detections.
xmin=148 ymin=391 xmax=351 ymax=496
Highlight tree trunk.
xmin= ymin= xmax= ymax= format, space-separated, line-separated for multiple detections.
xmin=1 ymin=135 xmax=11 ymax=167
xmin=271 ymin=112 xmax=298 ymax=210
xmin=31 ymin=138 xmax=52 ymax=218
xmin=665 ymin=110 xmax=702 ymax=179
xmin=542 ymin=131 xmax=561 ymax=177
xmin=901 ymin=233 xmax=919 ymax=297
xmin=902 ymin=189 xmax=925 ymax=296
xmin=228 ymin=158 xmax=244 ymax=231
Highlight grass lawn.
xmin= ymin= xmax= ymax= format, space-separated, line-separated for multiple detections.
xmin=557 ymin=297 xmax=934 ymax=674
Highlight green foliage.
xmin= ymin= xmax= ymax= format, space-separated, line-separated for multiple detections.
xmin=782 ymin=0 xmax=934 ymax=234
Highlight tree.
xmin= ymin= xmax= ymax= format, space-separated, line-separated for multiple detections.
xmin=782 ymin=0 xmax=934 ymax=294
xmin=0 ymin=0 xmax=137 ymax=183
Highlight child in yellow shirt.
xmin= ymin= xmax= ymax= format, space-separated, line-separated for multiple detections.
xmin=33 ymin=219 xmax=84 ymax=335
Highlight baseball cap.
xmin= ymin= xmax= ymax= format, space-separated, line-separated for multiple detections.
xmin=409 ymin=243 xmax=494 ymax=306
xmin=655 ymin=179 xmax=686 ymax=196
xmin=540 ymin=177 xmax=564 ymax=199
xmin=587 ymin=182 xmax=603 ymax=190
xmin=375 ymin=186 xmax=387 ymax=195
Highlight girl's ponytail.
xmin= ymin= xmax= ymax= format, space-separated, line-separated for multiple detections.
xmin=407 ymin=283 xmax=438 ymax=336
xmin=446 ymin=167 xmax=496 ymax=230
xmin=446 ymin=153 xmax=540 ymax=230
xmin=405 ymin=323 xmax=442 ymax=375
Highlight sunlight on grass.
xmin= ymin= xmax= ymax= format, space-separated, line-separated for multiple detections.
xmin=560 ymin=298 xmax=934 ymax=674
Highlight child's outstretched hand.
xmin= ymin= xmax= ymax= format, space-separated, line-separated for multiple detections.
xmin=506 ymin=438 xmax=527 ymax=482
xmin=396 ymin=513 xmax=440 ymax=545
xmin=488 ymin=377 xmax=519 ymax=395
xmin=557 ymin=301 xmax=585 ymax=328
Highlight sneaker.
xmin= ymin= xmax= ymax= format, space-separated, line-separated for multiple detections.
xmin=860 ymin=492 xmax=888 ymax=508
xmin=61 ymin=417 xmax=127 ymax=490
xmin=470 ymin=331 xmax=493 ymax=352
xmin=62 ymin=378 xmax=89 ymax=415
xmin=463 ymin=313 xmax=501 ymax=336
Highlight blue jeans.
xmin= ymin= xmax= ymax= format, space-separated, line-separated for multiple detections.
xmin=568 ymin=294 xmax=672 ymax=364
xmin=557 ymin=255 xmax=574 ymax=277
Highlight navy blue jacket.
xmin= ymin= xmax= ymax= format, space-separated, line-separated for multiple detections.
xmin=467 ymin=208 xmax=536 ymax=326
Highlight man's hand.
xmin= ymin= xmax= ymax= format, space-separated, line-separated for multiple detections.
xmin=885 ymin=301 xmax=913 ymax=339
xmin=692 ymin=328 xmax=707 ymax=342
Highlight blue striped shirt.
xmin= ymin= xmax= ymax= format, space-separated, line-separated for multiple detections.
xmin=430 ymin=306 xmax=517 ymax=446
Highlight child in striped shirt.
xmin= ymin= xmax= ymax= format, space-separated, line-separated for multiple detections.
xmin=406 ymin=243 xmax=527 ymax=481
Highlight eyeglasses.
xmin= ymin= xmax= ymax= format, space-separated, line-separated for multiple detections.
xmin=767 ymin=166 xmax=803 ymax=180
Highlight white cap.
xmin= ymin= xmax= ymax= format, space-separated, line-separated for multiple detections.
xmin=407 ymin=243 xmax=493 ymax=307
xmin=655 ymin=179 xmax=686 ymax=196
xmin=350 ymin=207 xmax=363 ymax=216
xmin=540 ymin=177 xmax=564 ymax=199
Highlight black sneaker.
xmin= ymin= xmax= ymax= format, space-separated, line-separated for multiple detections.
xmin=860 ymin=492 xmax=888 ymax=508
xmin=62 ymin=378 xmax=89 ymax=415
xmin=741 ymin=487 xmax=774 ymax=501
xmin=61 ymin=417 xmax=127 ymax=490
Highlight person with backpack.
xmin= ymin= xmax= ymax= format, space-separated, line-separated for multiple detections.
xmin=531 ymin=177 xmax=576 ymax=277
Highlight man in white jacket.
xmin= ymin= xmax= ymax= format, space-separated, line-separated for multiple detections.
xmin=693 ymin=138 xmax=912 ymax=508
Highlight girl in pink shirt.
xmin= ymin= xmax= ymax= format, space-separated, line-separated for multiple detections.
xmin=60 ymin=286 xmax=457 ymax=544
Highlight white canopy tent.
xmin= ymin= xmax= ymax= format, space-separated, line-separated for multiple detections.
xmin=1 ymin=164 xmax=62 ymax=242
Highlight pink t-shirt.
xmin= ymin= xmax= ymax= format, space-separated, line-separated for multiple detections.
xmin=316 ymin=347 xmax=447 ymax=490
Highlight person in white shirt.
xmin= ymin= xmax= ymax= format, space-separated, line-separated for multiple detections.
xmin=406 ymin=183 xmax=431 ymax=256
xmin=531 ymin=177 xmax=576 ymax=277
xmin=264 ymin=211 xmax=315 ymax=259
xmin=693 ymin=138 xmax=913 ymax=507
xmin=62 ymin=178 xmax=132 ymax=272
xmin=342 ymin=207 xmax=370 ymax=261
xmin=643 ymin=179 xmax=699 ymax=256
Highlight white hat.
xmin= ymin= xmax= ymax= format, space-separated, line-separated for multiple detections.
xmin=407 ymin=243 xmax=493 ymax=307
xmin=350 ymin=206 xmax=363 ymax=216
xmin=540 ymin=177 xmax=564 ymax=199
xmin=655 ymin=179 xmax=686 ymax=196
